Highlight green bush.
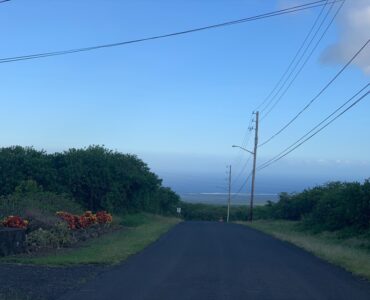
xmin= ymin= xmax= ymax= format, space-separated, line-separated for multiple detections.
xmin=0 ymin=146 xmax=179 ymax=214
xmin=305 ymin=182 xmax=370 ymax=231
xmin=26 ymin=222 xmax=72 ymax=252
xmin=0 ymin=180 xmax=82 ymax=219
xmin=0 ymin=145 xmax=180 ymax=215
xmin=257 ymin=180 xmax=370 ymax=233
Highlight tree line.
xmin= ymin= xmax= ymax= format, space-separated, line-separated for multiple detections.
xmin=0 ymin=145 xmax=180 ymax=215
xmin=182 ymin=180 xmax=370 ymax=233
xmin=261 ymin=181 xmax=370 ymax=232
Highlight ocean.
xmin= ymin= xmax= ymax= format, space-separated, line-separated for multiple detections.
xmin=180 ymin=192 xmax=279 ymax=206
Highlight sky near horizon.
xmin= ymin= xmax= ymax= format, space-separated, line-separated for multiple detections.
xmin=0 ymin=0 xmax=369 ymax=194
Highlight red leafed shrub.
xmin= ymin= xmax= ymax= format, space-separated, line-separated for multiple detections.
xmin=2 ymin=215 xmax=29 ymax=229
xmin=56 ymin=211 xmax=112 ymax=230
xmin=96 ymin=211 xmax=113 ymax=224
xmin=82 ymin=211 xmax=98 ymax=226
xmin=56 ymin=212 xmax=80 ymax=230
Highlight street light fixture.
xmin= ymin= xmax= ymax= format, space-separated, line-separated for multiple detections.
xmin=232 ymin=145 xmax=254 ymax=155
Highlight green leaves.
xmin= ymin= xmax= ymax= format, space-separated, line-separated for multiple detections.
xmin=0 ymin=145 xmax=179 ymax=216
xmin=265 ymin=181 xmax=370 ymax=232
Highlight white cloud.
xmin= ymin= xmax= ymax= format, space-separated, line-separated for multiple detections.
xmin=320 ymin=0 xmax=370 ymax=74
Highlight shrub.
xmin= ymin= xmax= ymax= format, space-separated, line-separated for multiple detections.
xmin=56 ymin=211 xmax=112 ymax=229
xmin=304 ymin=182 xmax=370 ymax=231
xmin=24 ymin=208 xmax=60 ymax=232
xmin=2 ymin=216 xmax=28 ymax=229
xmin=56 ymin=212 xmax=81 ymax=230
xmin=96 ymin=211 xmax=113 ymax=224
xmin=257 ymin=180 xmax=370 ymax=233
xmin=26 ymin=222 xmax=72 ymax=252
xmin=0 ymin=180 xmax=83 ymax=220
xmin=0 ymin=146 xmax=180 ymax=215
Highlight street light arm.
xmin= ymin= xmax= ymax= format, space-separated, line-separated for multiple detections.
xmin=232 ymin=145 xmax=254 ymax=155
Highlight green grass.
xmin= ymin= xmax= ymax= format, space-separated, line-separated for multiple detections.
xmin=2 ymin=214 xmax=181 ymax=266
xmin=238 ymin=220 xmax=370 ymax=281
xmin=118 ymin=212 xmax=152 ymax=227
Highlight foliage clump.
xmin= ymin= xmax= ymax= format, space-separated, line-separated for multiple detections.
xmin=0 ymin=145 xmax=180 ymax=215
xmin=255 ymin=181 xmax=370 ymax=233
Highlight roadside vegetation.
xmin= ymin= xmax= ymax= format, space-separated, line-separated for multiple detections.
xmin=0 ymin=145 xmax=180 ymax=215
xmin=0 ymin=146 xmax=180 ymax=259
xmin=3 ymin=214 xmax=180 ymax=265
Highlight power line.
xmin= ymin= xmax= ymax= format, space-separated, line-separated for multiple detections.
xmin=258 ymin=85 xmax=370 ymax=171
xmin=260 ymin=0 xmax=345 ymax=120
xmin=232 ymin=1 xmax=334 ymax=185
xmin=259 ymin=38 xmax=370 ymax=147
xmin=231 ymin=154 xmax=252 ymax=188
xmin=0 ymin=0 xmax=343 ymax=64
xmin=255 ymin=0 xmax=331 ymax=112
xmin=259 ymin=0 xmax=337 ymax=115
xmin=231 ymin=172 xmax=253 ymax=199
xmin=0 ymin=0 xmax=10 ymax=3
xmin=230 ymin=114 xmax=253 ymax=172
xmin=230 ymin=114 xmax=254 ymax=196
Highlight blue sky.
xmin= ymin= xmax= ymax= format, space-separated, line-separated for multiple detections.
xmin=0 ymin=0 xmax=369 ymax=194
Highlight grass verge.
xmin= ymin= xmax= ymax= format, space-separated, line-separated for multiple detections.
xmin=2 ymin=214 xmax=181 ymax=266
xmin=239 ymin=220 xmax=370 ymax=281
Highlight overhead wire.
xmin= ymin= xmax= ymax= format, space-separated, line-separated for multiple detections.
xmin=230 ymin=113 xmax=255 ymax=192
xmin=0 ymin=0 xmax=343 ymax=64
xmin=255 ymin=0 xmax=331 ymax=112
xmin=231 ymin=155 xmax=252 ymax=189
xmin=231 ymin=171 xmax=253 ymax=200
xmin=259 ymin=38 xmax=370 ymax=147
xmin=230 ymin=114 xmax=253 ymax=170
xmin=230 ymin=0 xmax=339 ymax=200
xmin=260 ymin=0 xmax=345 ymax=120
xmin=258 ymin=84 xmax=370 ymax=171
xmin=230 ymin=116 xmax=253 ymax=162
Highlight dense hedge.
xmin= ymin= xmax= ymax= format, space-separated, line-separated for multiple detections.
xmin=262 ymin=181 xmax=370 ymax=232
xmin=0 ymin=146 xmax=180 ymax=215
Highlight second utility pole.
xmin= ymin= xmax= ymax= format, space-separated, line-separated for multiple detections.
xmin=227 ymin=165 xmax=231 ymax=223
xmin=249 ymin=111 xmax=259 ymax=222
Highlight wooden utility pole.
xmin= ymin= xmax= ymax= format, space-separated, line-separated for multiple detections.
xmin=249 ymin=111 xmax=259 ymax=222
xmin=227 ymin=165 xmax=231 ymax=223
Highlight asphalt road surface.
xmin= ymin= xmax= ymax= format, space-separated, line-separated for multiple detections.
xmin=61 ymin=221 xmax=370 ymax=300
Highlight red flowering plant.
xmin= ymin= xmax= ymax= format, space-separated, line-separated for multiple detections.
xmin=82 ymin=211 xmax=98 ymax=226
xmin=56 ymin=212 xmax=80 ymax=230
xmin=56 ymin=211 xmax=112 ymax=230
xmin=96 ymin=211 xmax=113 ymax=224
xmin=2 ymin=216 xmax=29 ymax=229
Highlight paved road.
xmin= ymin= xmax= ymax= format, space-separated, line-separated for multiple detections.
xmin=61 ymin=222 xmax=370 ymax=300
